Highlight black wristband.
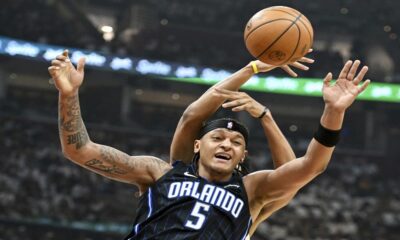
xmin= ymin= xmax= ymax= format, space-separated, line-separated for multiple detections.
xmin=258 ymin=106 xmax=268 ymax=119
xmin=313 ymin=123 xmax=341 ymax=147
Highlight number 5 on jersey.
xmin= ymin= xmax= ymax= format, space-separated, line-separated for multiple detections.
xmin=185 ymin=202 xmax=210 ymax=230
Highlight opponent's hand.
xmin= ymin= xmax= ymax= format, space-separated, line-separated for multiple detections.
xmin=48 ymin=50 xmax=86 ymax=96
xmin=322 ymin=60 xmax=370 ymax=112
xmin=250 ymin=49 xmax=314 ymax=77
xmin=213 ymin=88 xmax=267 ymax=118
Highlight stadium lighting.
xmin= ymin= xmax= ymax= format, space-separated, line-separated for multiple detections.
xmin=101 ymin=25 xmax=114 ymax=33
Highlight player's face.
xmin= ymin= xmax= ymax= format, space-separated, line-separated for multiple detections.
xmin=195 ymin=128 xmax=247 ymax=179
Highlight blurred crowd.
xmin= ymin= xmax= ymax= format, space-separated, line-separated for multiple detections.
xmin=1 ymin=96 xmax=399 ymax=239
xmin=1 ymin=0 xmax=400 ymax=239
xmin=0 ymin=0 xmax=347 ymax=77
xmin=252 ymin=157 xmax=400 ymax=240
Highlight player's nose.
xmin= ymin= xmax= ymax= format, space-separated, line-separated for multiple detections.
xmin=219 ymin=138 xmax=232 ymax=149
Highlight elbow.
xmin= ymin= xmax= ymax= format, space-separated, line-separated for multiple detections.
xmin=316 ymin=164 xmax=328 ymax=175
xmin=302 ymin=155 xmax=329 ymax=176
xmin=61 ymin=149 xmax=75 ymax=161
xmin=181 ymin=104 xmax=198 ymax=122
xmin=60 ymin=144 xmax=72 ymax=159
xmin=61 ymin=148 xmax=79 ymax=161
xmin=61 ymin=140 xmax=94 ymax=161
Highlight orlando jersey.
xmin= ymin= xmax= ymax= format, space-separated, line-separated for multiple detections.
xmin=125 ymin=161 xmax=252 ymax=240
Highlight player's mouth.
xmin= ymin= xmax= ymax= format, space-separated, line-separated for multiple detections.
xmin=214 ymin=152 xmax=232 ymax=161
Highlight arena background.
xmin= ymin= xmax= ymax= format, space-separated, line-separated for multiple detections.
xmin=1 ymin=0 xmax=400 ymax=239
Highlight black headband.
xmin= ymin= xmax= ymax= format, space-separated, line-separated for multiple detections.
xmin=198 ymin=118 xmax=249 ymax=145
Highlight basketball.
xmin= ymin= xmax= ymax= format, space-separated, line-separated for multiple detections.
xmin=244 ymin=6 xmax=314 ymax=66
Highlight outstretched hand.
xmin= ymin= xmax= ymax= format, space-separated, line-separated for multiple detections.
xmin=212 ymin=88 xmax=267 ymax=118
xmin=252 ymin=49 xmax=314 ymax=77
xmin=48 ymin=50 xmax=86 ymax=96
xmin=322 ymin=60 xmax=370 ymax=111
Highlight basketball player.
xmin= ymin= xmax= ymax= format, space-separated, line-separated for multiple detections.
xmin=168 ymin=55 xmax=314 ymax=236
xmin=49 ymin=50 xmax=370 ymax=239
xmin=170 ymin=52 xmax=314 ymax=164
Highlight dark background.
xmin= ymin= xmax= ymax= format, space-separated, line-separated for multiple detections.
xmin=0 ymin=0 xmax=399 ymax=239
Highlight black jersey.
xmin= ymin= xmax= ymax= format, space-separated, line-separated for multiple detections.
xmin=125 ymin=161 xmax=252 ymax=240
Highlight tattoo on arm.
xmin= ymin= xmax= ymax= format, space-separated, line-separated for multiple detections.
xmin=67 ymin=132 xmax=89 ymax=149
xmin=59 ymin=94 xmax=90 ymax=149
xmin=99 ymin=145 xmax=131 ymax=167
xmin=97 ymin=145 xmax=170 ymax=175
xmin=84 ymin=159 xmax=128 ymax=174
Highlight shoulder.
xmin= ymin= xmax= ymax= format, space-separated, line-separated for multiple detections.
xmin=129 ymin=155 xmax=172 ymax=181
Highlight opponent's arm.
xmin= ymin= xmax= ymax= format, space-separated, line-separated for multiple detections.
xmin=170 ymin=56 xmax=313 ymax=164
xmin=213 ymin=88 xmax=296 ymax=168
xmin=246 ymin=60 xmax=370 ymax=205
xmin=49 ymin=50 xmax=171 ymax=187
xmin=259 ymin=111 xmax=296 ymax=168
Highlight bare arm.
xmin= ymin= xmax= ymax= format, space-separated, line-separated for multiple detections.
xmin=170 ymin=64 xmax=256 ymax=163
xmin=259 ymin=109 xmax=296 ymax=168
xmin=248 ymin=192 xmax=296 ymax=236
xmin=246 ymin=60 xmax=370 ymax=206
xmin=170 ymin=57 xmax=313 ymax=164
xmin=59 ymin=92 xmax=170 ymax=186
xmin=213 ymin=88 xmax=296 ymax=168
xmin=49 ymin=50 xmax=170 ymax=187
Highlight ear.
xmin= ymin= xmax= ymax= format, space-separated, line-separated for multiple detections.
xmin=241 ymin=150 xmax=248 ymax=163
xmin=194 ymin=140 xmax=201 ymax=153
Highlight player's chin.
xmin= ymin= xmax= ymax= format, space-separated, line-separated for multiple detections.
xmin=211 ymin=161 xmax=236 ymax=173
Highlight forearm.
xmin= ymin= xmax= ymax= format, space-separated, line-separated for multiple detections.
xmin=260 ymin=111 xmax=296 ymax=168
xmin=58 ymin=91 xmax=91 ymax=158
xmin=171 ymin=64 xmax=255 ymax=163
xmin=303 ymin=105 xmax=344 ymax=173
xmin=184 ymin=64 xmax=254 ymax=119
xmin=58 ymin=94 xmax=166 ymax=184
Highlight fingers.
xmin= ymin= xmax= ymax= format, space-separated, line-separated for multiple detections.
xmin=297 ymin=56 xmax=314 ymax=64
xmin=51 ymin=49 xmax=71 ymax=67
xmin=346 ymin=60 xmax=361 ymax=80
xmin=280 ymin=65 xmax=297 ymax=77
xmin=48 ymin=66 xmax=59 ymax=77
xmin=353 ymin=66 xmax=368 ymax=85
xmin=289 ymin=61 xmax=309 ymax=71
xmin=231 ymin=105 xmax=247 ymax=112
xmin=51 ymin=59 xmax=67 ymax=67
xmin=56 ymin=55 xmax=67 ymax=61
xmin=214 ymin=88 xmax=235 ymax=94
xmin=62 ymin=49 xmax=69 ymax=58
xmin=338 ymin=60 xmax=353 ymax=79
xmin=358 ymin=79 xmax=371 ymax=94
xmin=48 ymin=65 xmax=59 ymax=71
xmin=323 ymin=72 xmax=333 ymax=88
xmin=213 ymin=88 xmax=251 ymax=109
xmin=77 ymin=57 xmax=86 ymax=73
xmin=222 ymin=99 xmax=250 ymax=109
xmin=213 ymin=88 xmax=242 ymax=99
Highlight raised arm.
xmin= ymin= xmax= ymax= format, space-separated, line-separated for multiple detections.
xmin=246 ymin=60 xmax=370 ymax=207
xmin=212 ymin=88 xmax=296 ymax=168
xmin=48 ymin=50 xmax=170 ymax=188
xmin=170 ymin=55 xmax=313 ymax=164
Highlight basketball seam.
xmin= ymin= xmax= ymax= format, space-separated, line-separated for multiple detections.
xmin=256 ymin=14 xmax=302 ymax=59
xmin=286 ymin=22 xmax=301 ymax=64
xmin=267 ymin=9 xmax=313 ymax=45
xmin=244 ymin=18 xmax=293 ymax=41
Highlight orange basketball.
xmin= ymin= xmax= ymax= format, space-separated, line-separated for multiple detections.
xmin=244 ymin=6 xmax=313 ymax=66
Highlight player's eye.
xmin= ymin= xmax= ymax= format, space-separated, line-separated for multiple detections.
xmin=211 ymin=136 xmax=222 ymax=141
